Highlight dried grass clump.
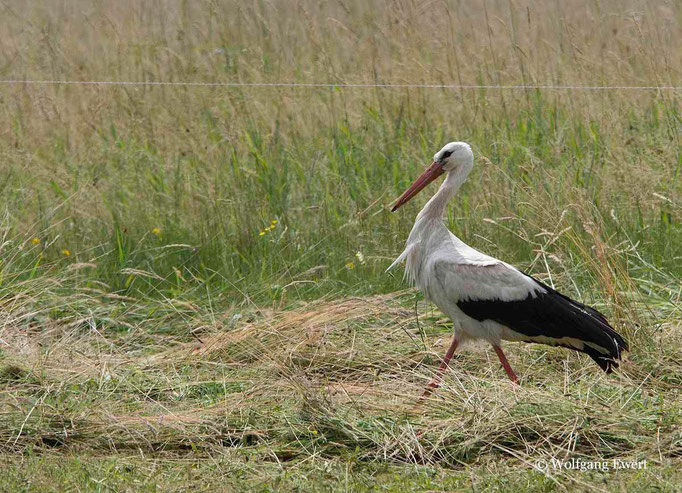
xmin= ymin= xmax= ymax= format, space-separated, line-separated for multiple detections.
xmin=2 ymin=292 xmax=680 ymax=477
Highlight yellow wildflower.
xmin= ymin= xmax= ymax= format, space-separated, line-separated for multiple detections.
xmin=345 ymin=262 xmax=354 ymax=270
xmin=31 ymin=237 xmax=40 ymax=245
xmin=259 ymin=219 xmax=279 ymax=237
xmin=62 ymin=249 xmax=71 ymax=256
xmin=152 ymin=227 xmax=161 ymax=236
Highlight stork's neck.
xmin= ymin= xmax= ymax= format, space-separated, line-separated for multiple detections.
xmin=417 ymin=170 xmax=465 ymax=221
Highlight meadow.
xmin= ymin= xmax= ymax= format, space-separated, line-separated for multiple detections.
xmin=0 ymin=1 xmax=680 ymax=491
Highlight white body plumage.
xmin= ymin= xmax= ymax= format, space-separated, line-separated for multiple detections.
xmin=388 ymin=142 xmax=627 ymax=372
xmin=395 ymin=218 xmax=548 ymax=345
xmin=388 ymin=142 xmax=544 ymax=346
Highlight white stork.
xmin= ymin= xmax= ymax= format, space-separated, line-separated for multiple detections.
xmin=388 ymin=142 xmax=627 ymax=397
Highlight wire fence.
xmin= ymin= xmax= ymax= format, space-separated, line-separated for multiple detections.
xmin=0 ymin=80 xmax=680 ymax=91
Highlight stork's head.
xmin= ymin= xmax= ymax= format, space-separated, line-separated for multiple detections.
xmin=434 ymin=141 xmax=473 ymax=173
xmin=391 ymin=142 xmax=473 ymax=211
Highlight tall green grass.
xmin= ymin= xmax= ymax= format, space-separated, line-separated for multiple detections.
xmin=2 ymin=92 xmax=679 ymax=309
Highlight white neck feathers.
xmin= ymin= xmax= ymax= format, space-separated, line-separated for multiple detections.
xmin=417 ymin=170 xmax=466 ymax=221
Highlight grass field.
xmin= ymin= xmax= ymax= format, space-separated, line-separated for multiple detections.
xmin=1 ymin=1 xmax=681 ymax=491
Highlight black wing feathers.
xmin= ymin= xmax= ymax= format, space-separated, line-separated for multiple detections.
xmin=456 ymin=274 xmax=628 ymax=372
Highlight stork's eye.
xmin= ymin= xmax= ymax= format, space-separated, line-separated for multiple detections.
xmin=442 ymin=150 xmax=453 ymax=159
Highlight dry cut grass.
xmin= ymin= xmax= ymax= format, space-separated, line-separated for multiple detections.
xmin=1 ymin=285 xmax=681 ymax=490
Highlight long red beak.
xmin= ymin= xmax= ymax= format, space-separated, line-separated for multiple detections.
xmin=391 ymin=161 xmax=444 ymax=212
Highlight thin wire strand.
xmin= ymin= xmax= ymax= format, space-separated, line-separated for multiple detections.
xmin=0 ymin=80 xmax=680 ymax=90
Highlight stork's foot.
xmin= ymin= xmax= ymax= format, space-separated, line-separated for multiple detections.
xmin=419 ymin=378 xmax=441 ymax=400
xmin=418 ymin=336 xmax=459 ymax=400
xmin=493 ymin=345 xmax=519 ymax=384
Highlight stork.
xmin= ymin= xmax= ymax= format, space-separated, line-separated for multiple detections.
xmin=388 ymin=142 xmax=627 ymax=397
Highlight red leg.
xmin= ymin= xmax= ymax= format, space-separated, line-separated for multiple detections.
xmin=493 ymin=345 xmax=519 ymax=384
xmin=420 ymin=336 xmax=459 ymax=399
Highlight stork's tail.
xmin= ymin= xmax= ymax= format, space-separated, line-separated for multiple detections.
xmin=530 ymin=276 xmax=629 ymax=373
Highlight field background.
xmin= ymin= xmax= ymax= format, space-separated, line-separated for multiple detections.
xmin=0 ymin=1 xmax=681 ymax=491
